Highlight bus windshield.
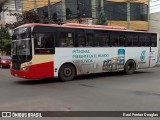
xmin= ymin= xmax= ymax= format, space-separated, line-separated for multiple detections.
xmin=12 ymin=27 xmax=32 ymax=62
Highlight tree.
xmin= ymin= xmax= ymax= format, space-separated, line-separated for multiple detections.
xmin=5 ymin=11 xmax=43 ymax=29
xmin=97 ymin=11 xmax=107 ymax=25
xmin=66 ymin=8 xmax=72 ymax=20
xmin=0 ymin=27 xmax=11 ymax=55
xmin=2 ymin=40 xmax=11 ymax=55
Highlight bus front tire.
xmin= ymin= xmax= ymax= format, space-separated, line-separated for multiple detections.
xmin=124 ymin=60 xmax=136 ymax=74
xmin=59 ymin=63 xmax=76 ymax=81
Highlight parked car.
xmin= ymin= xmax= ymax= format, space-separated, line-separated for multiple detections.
xmin=0 ymin=56 xmax=11 ymax=68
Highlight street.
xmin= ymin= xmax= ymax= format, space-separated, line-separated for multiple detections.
xmin=0 ymin=67 xmax=160 ymax=112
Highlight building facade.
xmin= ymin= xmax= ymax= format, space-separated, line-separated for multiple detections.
xmin=150 ymin=12 xmax=160 ymax=34
xmin=150 ymin=12 xmax=160 ymax=62
xmin=0 ymin=0 xmax=22 ymax=27
xmin=23 ymin=0 xmax=149 ymax=31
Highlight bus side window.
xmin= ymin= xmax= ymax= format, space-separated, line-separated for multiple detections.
xmin=78 ymin=30 xmax=86 ymax=47
xmin=86 ymin=34 xmax=94 ymax=47
xmin=34 ymin=32 xmax=55 ymax=54
xmin=59 ymin=32 xmax=73 ymax=47
xmin=119 ymin=35 xmax=126 ymax=47
xmin=126 ymin=34 xmax=138 ymax=47
xmin=151 ymin=34 xmax=157 ymax=47
xmin=132 ymin=36 xmax=138 ymax=46
xmin=95 ymin=33 xmax=109 ymax=47
xmin=139 ymin=35 xmax=149 ymax=47
xmin=111 ymin=33 xmax=125 ymax=47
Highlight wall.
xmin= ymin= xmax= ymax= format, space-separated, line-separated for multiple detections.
xmin=104 ymin=0 xmax=149 ymax=30
xmin=23 ymin=0 xmax=61 ymax=12
xmin=0 ymin=0 xmax=22 ymax=26
xmin=150 ymin=12 xmax=160 ymax=63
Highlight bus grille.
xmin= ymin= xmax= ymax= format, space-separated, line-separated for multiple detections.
xmin=12 ymin=62 xmax=21 ymax=70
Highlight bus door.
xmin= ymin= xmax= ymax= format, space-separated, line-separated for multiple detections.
xmin=149 ymin=34 xmax=157 ymax=67
xmin=55 ymin=28 xmax=75 ymax=71
xmin=32 ymin=26 xmax=56 ymax=78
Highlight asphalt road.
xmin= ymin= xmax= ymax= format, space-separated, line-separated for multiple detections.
xmin=0 ymin=67 xmax=160 ymax=113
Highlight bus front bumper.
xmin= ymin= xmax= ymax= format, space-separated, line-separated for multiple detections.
xmin=10 ymin=62 xmax=54 ymax=80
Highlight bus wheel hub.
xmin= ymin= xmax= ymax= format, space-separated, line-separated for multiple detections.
xmin=64 ymin=68 xmax=72 ymax=77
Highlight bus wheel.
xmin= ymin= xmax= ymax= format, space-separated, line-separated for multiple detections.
xmin=124 ymin=60 xmax=136 ymax=74
xmin=59 ymin=63 xmax=76 ymax=81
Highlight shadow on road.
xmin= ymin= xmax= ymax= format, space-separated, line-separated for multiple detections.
xmin=14 ymin=70 xmax=152 ymax=85
xmin=15 ymin=78 xmax=60 ymax=85
xmin=75 ymin=70 xmax=152 ymax=80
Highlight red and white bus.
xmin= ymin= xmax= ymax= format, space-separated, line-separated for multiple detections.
xmin=10 ymin=23 xmax=158 ymax=81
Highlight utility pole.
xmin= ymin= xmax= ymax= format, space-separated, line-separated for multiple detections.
xmin=34 ymin=0 xmax=37 ymax=13
xmin=148 ymin=0 xmax=150 ymax=30
xmin=77 ymin=0 xmax=81 ymax=23
xmin=48 ymin=0 xmax=52 ymax=23
xmin=127 ymin=0 xmax=131 ymax=30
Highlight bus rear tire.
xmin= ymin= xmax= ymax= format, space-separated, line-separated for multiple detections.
xmin=124 ymin=60 xmax=136 ymax=74
xmin=59 ymin=63 xmax=76 ymax=81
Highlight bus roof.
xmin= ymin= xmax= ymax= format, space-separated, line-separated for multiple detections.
xmin=15 ymin=23 xmax=157 ymax=34
xmin=16 ymin=23 xmax=126 ymax=30
xmin=62 ymin=23 xmax=127 ymax=30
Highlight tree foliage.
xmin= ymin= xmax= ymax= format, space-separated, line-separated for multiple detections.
xmin=0 ymin=27 xmax=11 ymax=55
xmin=0 ymin=27 xmax=10 ymax=40
xmin=97 ymin=11 xmax=107 ymax=25
xmin=6 ymin=10 xmax=61 ymax=29
xmin=6 ymin=11 xmax=42 ymax=29
xmin=2 ymin=40 xmax=11 ymax=54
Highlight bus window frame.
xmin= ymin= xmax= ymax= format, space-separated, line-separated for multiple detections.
xmin=32 ymin=26 xmax=56 ymax=54
xmin=57 ymin=27 xmax=75 ymax=47
xmin=94 ymin=30 xmax=111 ymax=47
xmin=110 ymin=31 xmax=126 ymax=47
xmin=77 ymin=28 xmax=95 ymax=47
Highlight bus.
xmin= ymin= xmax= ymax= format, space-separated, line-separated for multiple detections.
xmin=10 ymin=23 xmax=158 ymax=81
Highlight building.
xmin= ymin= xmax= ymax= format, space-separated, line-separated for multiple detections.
xmin=0 ymin=0 xmax=22 ymax=27
xmin=150 ymin=12 xmax=160 ymax=62
xmin=104 ymin=0 xmax=149 ymax=30
xmin=23 ymin=0 xmax=149 ymax=31
xmin=150 ymin=12 xmax=160 ymax=34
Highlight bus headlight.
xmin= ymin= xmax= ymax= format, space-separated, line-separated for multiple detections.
xmin=21 ymin=62 xmax=32 ymax=71
xmin=21 ymin=66 xmax=30 ymax=71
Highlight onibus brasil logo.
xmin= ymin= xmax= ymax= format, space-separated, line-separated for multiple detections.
xmin=140 ymin=50 xmax=146 ymax=61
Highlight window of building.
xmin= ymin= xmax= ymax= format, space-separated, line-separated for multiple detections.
xmin=15 ymin=0 xmax=22 ymax=10
xmin=130 ymin=3 xmax=148 ymax=21
xmin=65 ymin=0 xmax=92 ymax=20
xmin=104 ymin=1 xmax=127 ymax=21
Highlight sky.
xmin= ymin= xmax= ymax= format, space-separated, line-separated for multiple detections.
xmin=150 ymin=0 xmax=160 ymax=13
